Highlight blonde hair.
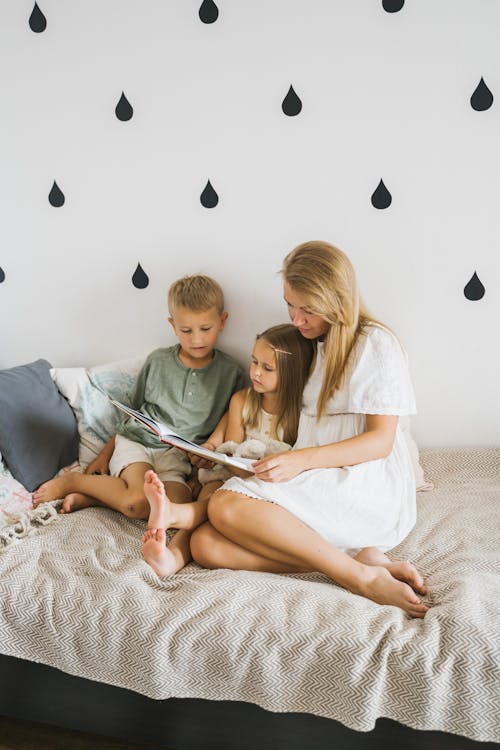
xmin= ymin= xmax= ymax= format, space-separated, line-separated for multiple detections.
xmin=282 ymin=240 xmax=385 ymax=420
xmin=243 ymin=324 xmax=313 ymax=446
xmin=168 ymin=274 xmax=224 ymax=315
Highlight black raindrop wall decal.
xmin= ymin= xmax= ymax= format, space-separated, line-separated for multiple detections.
xmin=382 ymin=0 xmax=404 ymax=12
xmin=470 ymin=78 xmax=494 ymax=111
xmin=199 ymin=0 xmax=219 ymax=24
xmin=371 ymin=179 xmax=392 ymax=209
xmin=48 ymin=181 xmax=65 ymax=207
xmin=200 ymin=180 xmax=219 ymax=208
xmin=0 ymin=267 xmax=5 ymax=284
xmin=463 ymin=272 xmax=485 ymax=301
xmin=282 ymin=85 xmax=302 ymax=116
xmin=29 ymin=3 xmax=47 ymax=32
xmin=115 ymin=92 xmax=134 ymax=121
xmin=132 ymin=263 xmax=149 ymax=289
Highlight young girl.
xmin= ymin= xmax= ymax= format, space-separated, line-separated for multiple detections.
xmin=188 ymin=241 xmax=430 ymax=618
xmin=142 ymin=324 xmax=313 ymax=576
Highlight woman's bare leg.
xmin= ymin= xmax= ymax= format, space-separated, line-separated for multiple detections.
xmin=355 ymin=547 xmax=427 ymax=595
xmin=200 ymin=490 xmax=429 ymax=617
xmin=191 ymin=521 xmax=308 ymax=574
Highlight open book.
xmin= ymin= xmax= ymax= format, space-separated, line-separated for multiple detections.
xmin=105 ymin=397 xmax=255 ymax=474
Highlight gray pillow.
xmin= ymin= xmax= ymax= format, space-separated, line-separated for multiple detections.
xmin=0 ymin=359 xmax=79 ymax=492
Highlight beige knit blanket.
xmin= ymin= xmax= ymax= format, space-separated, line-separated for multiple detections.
xmin=0 ymin=448 xmax=498 ymax=743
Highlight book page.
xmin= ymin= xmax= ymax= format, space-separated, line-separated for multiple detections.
xmin=107 ymin=397 xmax=255 ymax=474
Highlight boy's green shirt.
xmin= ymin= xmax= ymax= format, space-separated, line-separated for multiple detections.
xmin=119 ymin=345 xmax=246 ymax=448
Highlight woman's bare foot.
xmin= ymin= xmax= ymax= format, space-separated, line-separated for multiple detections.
xmin=383 ymin=561 xmax=426 ymax=596
xmin=33 ymin=475 xmax=73 ymax=507
xmin=142 ymin=528 xmax=191 ymax=576
xmin=358 ymin=565 xmax=429 ymax=618
xmin=355 ymin=547 xmax=426 ymax=596
xmin=144 ymin=469 xmax=173 ymax=529
xmin=60 ymin=493 xmax=102 ymax=514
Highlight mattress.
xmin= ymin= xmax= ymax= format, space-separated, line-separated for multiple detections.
xmin=0 ymin=447 xmax=499 ymax=743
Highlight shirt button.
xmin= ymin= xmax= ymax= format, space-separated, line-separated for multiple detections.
xmin=188 ymin=391 xmax=192 ymax=396
xmin=192 ymin=373 xmax=197 ymax=377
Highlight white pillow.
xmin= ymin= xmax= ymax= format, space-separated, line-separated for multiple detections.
xmin=51 ymin=356 xmax=145 ymax=468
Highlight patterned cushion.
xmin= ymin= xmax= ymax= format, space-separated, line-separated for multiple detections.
xmin=51 ymin=356 xmax=145 ymax=468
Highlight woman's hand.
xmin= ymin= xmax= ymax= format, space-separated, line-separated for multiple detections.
xmin=252 ymin=449 xmax=311 ymax=483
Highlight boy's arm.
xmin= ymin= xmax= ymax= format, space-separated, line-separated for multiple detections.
xmin=85 ymin=435 xmax=116 ymax=474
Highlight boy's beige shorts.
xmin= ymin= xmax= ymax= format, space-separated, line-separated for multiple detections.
xmin=109 ymin=434 xmax=192 ymax=485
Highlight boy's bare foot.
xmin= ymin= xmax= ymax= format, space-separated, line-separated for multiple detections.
xmin=355 ymin=547 xmax=426 ymax=596
xmin=60 ymin=493 xmax=102 ymax=514
xmin=358 ymin=565 xmax=429 ymax=618
xmin=144 ymin=469 xmax=172 ymax=529
xmin=142 ymin=528 xmax=191 ymax=576
xmin=32 ymin=476 xmax=72 ymax=507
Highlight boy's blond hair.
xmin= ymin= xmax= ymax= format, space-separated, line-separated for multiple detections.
xmin=168 ymin=274 xmax=225 ymax=315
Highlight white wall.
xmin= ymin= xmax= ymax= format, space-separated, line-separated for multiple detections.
xmin=0 ymin=0 xmax=499 ymax=446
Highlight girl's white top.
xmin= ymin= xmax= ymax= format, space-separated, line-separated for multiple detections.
xmin=245 ymin=408 xmax=290 ymax=454
xmin=222 ymin=324 xmax=417 ymax=555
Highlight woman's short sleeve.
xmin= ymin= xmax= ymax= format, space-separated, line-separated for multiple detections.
xmin=345 ymin=326 xmax=417 ymax=415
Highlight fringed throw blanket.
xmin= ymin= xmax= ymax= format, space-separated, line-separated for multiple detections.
xmin=0 ymin=448 xmax=499 ymax=744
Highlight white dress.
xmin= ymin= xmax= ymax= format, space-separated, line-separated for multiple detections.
xmin=222 ymin=325 xmax=417 ymax=555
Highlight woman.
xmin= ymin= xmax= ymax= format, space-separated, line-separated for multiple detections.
xmin=191 ymin=241 xmax=428 ymax=618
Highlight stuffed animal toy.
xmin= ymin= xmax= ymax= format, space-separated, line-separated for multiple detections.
xmin=198 ymin=437 xmax=289 ymax=485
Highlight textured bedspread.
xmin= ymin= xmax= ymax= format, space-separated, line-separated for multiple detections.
xmin=0 ymin=448 xmax=499 ymax=743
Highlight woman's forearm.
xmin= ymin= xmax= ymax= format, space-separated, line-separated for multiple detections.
xmin=301 ymin=420 xmax=397 ymax=470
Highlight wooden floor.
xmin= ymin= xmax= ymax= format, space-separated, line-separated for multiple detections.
xmin=0 ymin=717 xmax=171 ymax=750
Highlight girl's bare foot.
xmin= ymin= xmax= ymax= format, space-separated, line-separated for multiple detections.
xmin=355 ymin=547 xmax=426 ymax=596
xmin=60 ymin=493 xmax=102 ymax=514
xmin=142 ymin=528 xmax=191 ymax=576
xmin=144 ymin=469 xmax=172 ymax=529
xmin=32 ymin=476 xmax=73 ymax=506
xmin=358 ymin=565 xmax=429 ymax=618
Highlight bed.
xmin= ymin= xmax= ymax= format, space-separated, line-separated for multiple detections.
xmin=0 ymin=359 xmax=499 ymax=750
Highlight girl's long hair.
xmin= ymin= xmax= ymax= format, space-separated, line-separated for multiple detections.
xmin=282 ymin=240 xmax=386 ymax=420
xmin=243 ymin=324 xmax=313 ymax=446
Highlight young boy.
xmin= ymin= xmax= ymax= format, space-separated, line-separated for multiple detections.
xmin=33 ymin=275 xmax=246 ymax=571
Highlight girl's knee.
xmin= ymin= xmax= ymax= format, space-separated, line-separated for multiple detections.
xmin=190 ymin=523 xmax=218 ymax=568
